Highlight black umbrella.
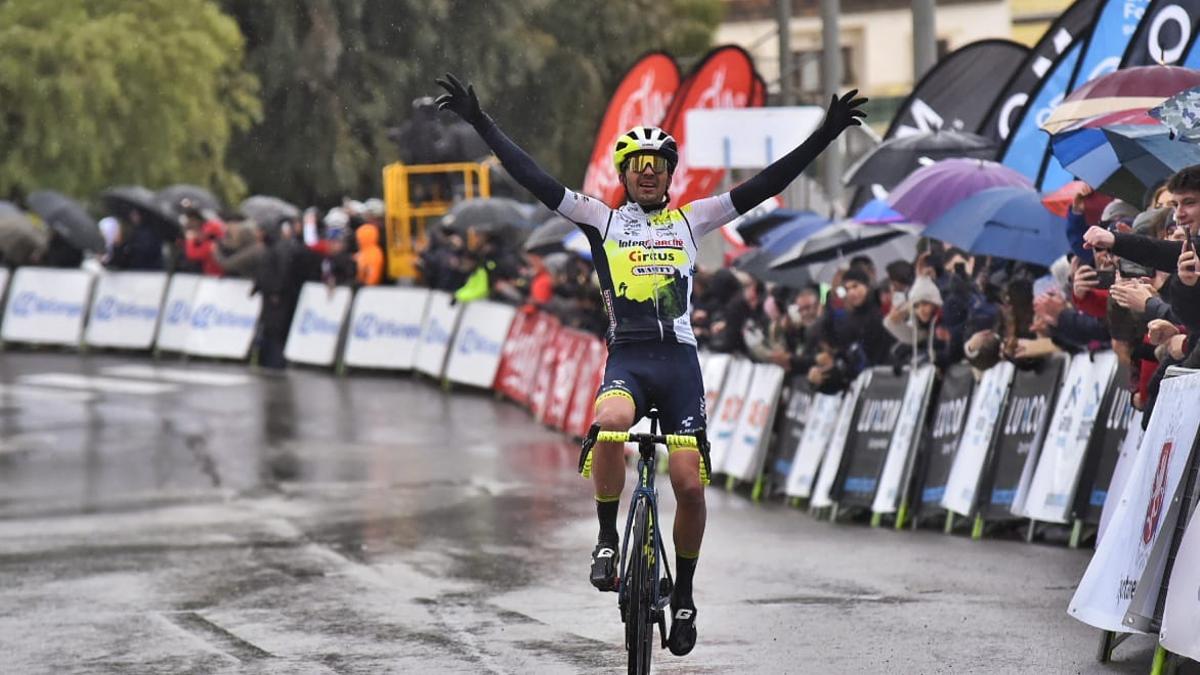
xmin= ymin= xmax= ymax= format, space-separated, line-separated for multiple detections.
xmin=771 ymin=221 xmax=922 ymax=269
xmin=27 ymin=190 xmax=105 ymax=253
xmin=0 ymin=201 xmax=48 ymax=265
xmin=523 ymin=216 xmax=577 ymax=254
xmin=734 ymin=208 xmax=826 ymax=247
xmin=732 ymin=247 xmax=813 ymax=289
xmin=440 ymin=197 xmax=531 ymax=233
xmin=102 ymin=186 xmax=180 ymax=239
xmin=845 ymin=130 xmax=998 ymax=190
xmin=157 ymin=184 xmax=222 ymax=220
xmin=239 ymin=195 xmax=301 ymax=227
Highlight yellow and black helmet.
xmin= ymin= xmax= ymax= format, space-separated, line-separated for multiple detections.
xmin=612 ymin=126 xmax=679 ymax=173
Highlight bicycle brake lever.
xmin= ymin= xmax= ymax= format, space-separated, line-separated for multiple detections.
xmin=578 ymin=423 xmax=601 ymax=475
xmin=695 ymin=429 xmax=713 ymax=481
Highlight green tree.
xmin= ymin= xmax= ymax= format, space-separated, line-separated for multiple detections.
xmin=222 ymin=0 xmax=722 ymax=206
xmin=0 ymin=0 xmax=260 ymax=203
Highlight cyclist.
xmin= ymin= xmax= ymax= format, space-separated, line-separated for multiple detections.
xmin=435 ymin=73 xmax=865 ymax=656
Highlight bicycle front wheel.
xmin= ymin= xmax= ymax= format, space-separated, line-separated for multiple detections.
xmin=625 ymin=496 xmax=655 ymax=675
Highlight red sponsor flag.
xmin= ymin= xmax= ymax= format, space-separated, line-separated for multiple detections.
xmin=661 ymin=46 xmax=763 ymax=208
xmin=581 ymin=52 xmax=681 ymax=207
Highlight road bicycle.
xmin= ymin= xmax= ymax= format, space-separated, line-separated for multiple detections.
xmin=578 ymin=411 xmax=710 ymax=674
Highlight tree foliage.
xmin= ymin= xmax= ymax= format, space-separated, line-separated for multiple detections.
xmin=222 ymin=0 xmax=723 ymax=206
xmin=0 ymin=0 xmax=261 ymax=203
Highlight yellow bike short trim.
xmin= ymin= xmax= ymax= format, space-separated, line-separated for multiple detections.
xmin=595 ymin=493 xmax=621 ymax=503
xmin=677 ymin=549 xmax=700 ymax=560
xmin=667 ymin=445 xmax=709 ymax=486
xmin=594 ymin=389 xmax=635 ymax=410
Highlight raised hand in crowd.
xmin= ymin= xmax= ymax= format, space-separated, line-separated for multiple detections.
xmin=1109 ymin=278 xmax=1155 ymax=313
xmin=1147 ymin=319 xmax=1181 ymax=346
xmin=819 ymin=90 xmax=868 ymax=137
xmin=1033 ymin=289 xmax=1066 ymax=327
xmin=1072 ymin=264 xmax=1099 ymax=299
xmin=1082 ymin=225 xmax=1115 ymax=251
xmin=1166 ymin=333 xmax=1190 ymax=360
xmin=1179 ymin=236 xmax=1199 ymax=286
xmin=1071 ymin=184 xmax=1093 ymax=214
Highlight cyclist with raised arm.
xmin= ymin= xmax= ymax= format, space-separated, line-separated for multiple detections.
xmin=435 ymin=73 xmax=865 ymax=656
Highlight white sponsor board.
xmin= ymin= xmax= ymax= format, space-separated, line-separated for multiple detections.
xmin=1069 ymin=371 xmax=1200 ymax=632
xmin=183 ymin=278 xmax=262 ymax=360
xmin=872 ymin=364 xmax=936 ymax=514
xmin=84 ymin=271 xmax=169 ymax=349
xmin=154 ymin=274 xmax=201 ymax=352
xmin=701 ymin=352 xmax=731 ymax=419
xmin=721 ymin=363 xmax=786 ymax=482
xmin=1099 ymin=413 xmax=1144 ymax=545
xmin=707 ymin=357 xmax=755 ymax=470
xmin=785 ymin=393 xmax=844 ymax=498
xmin=1159 ymin=507 xmax=1200 ymax=660
xmin=413 ymin=291 xmax=462 ymax=379
xmin=941 ymin=361 xmax=1015 ymax=516
xmin=342 ymin=286 xmax=429 ymax=370
xmin=811 ymin=370 xmax=873 ymax=509
xmin=1022 ymin=352 xmax=1119 ymax=522
xmin=445 ymin=300 xmax=517 ymax=388
xmin=1 ymin=268 xmax=92 ymax=346
xmin=284 ymin=283 xmax=353 ymax=367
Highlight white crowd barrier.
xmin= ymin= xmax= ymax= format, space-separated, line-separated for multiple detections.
xmin=2 ymin=268 xmax=92 ymax=346
xmin=942 ymin=361 xmax=1015 ymax=516
xmin=445 ymin=300 xmax=516 ymax=389
xmin=85 ymin=271 xmax=169 ymax=350
xmin=155 ymin=273 xmax=201 ymax=352
xmin=342 ymin=286 xmax=429 ymax=370
xmin=184 ymin=278 xmax=262 ymax=360
xmin=413 ymin=291 xmax=461 ymax=379
xmin=872 ymin=364 xmax=936 ymax=514
xmin=284 ymin=282 xmax=353 ymax=367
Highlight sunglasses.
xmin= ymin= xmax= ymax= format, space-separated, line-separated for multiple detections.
xmin=625 ymin=155 xmax=669 ymax=174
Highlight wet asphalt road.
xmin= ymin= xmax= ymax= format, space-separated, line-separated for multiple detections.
xmin=0 ymin=352 xmax=1163 ymax=674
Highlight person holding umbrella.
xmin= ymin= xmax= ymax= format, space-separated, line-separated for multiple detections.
xmin=434 ymin=71 xmax=864 ymax=657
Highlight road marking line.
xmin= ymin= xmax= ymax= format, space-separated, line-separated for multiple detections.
xmin=18 ymin=373 xmax=177 ymax=396
xmin=100 ymin=364 xmax=251 ymax=387
xmin=0 ymin=383 xmax=96 ymax=403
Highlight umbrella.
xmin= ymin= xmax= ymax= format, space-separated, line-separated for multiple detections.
xmin=732 ymin=247 xmax=813 ymax=289
xmin=239 ymin=195 xmax=301 ymax=228
xmin=887 ymin=158 xmax=1033 ymax=225
xmin=923 ymin=186 xmax=1069 ymax=267
xmin=440 ymin=197 xmax=531 ymax=233
xmin=853 ymin=198 xmax=905 ymax=224
xmin=26 ymin=190 xmax=105 ymax=253
xmin=1149 ymin=85 xmax=1200 ymax=143
xmin=0 ymin=202 xmax=48 ymax=265
xmin=523 ymin=216 xmax=578 ymax=254
xmin=1040 ymin=180 xmax=1113 ymax=223
xmin=1050 ymin=123 xmax=1200 ymax=204
xmin=736 ymin=209 xmax=826 ymax=247
xmin=845 ymin=130 xmax=998 ymax=189
xmin=807 ymin=235 xmax=919 ymax=285
xmin=1041 ymin=65 xmax=1200 ymax=135
xmin=102 ymin=186 xmax=180 ymax=239
xmin=770 ymin=221 xmax=922 ymax=270
xmin=157 ymin=184 xmax=222 ymax=219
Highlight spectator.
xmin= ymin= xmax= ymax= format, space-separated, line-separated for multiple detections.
xmin=354 ymin=223 xmax=384 ymax=287
xmin=109 ymin=209 xmax=164 ymax=270
xmin=811 ymin=268 xmax=894 ymax=393
xmin=182 ymin=208 xmax=225 ymax=277
xmin=252 ymin=219 xmax=296 ymax=371
xmin=884 ymin=275 xmax=949 ymax=368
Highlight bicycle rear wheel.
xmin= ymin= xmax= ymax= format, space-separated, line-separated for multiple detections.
xmin=625 ymin=496 xmax=655 ymax=674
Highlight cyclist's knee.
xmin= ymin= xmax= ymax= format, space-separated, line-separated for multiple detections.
xmin=673 ymin=476 xmax=705 ymax=506
xmin=594 ymin=398 xmax=635 ymax=431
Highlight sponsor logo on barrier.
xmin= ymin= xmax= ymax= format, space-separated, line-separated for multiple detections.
xmin=352 ymin=313 xmax=421 ymax=341
xmin=1144 ymin=440 xmax=1174 ymax=545
xmin=191 ymin=303 xmax=257 ymax=330
xmin=455 ymin=327 xmax=502 ymax=357
xmin=93 ymin=296 xmax=158 ymax=322
xmin=164 ymin=300 xmax=191 ymax=325
xmin=297 ymin=309 xmax=341 ymax=337
xmin=423 ymin=319 xmax=450 ymax=345
xmin=855 ymin=398 xmax=903 ymax=433
xmin=11 ymin=292 xmax=84 ymax=319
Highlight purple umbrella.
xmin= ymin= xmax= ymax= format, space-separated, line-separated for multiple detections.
xmin=886 ymin=158 xmax=1033 ymax=225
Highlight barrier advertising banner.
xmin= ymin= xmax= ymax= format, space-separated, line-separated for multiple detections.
xmin=564 ymin=336 xmax=606 ymax=438
xmin=812 ymin=371 xmax=873 ymax=509
xmin=529 ymin=328 xmax=562 ymax=420
xmin=979 ymin=357 xmax=1065 ymax=520
xmin=1099 ymin=411 xmax=1144 ymax=542
xmin=702 ymin=352 xmax=732 ymax=417
xmin=835 ymin=367 xmax=909 ymax=509
xmin=1120 ymin=0 xmax=1200 ymax=67
xmin=284 ymin=283 xmax=352 ymax=367
xmin=154 ymin=274 xmax=201 ymax=352
xmin=943 ymin=361 xmax=1015 ymax=516
xmin=183 ymin=278 xmax=262 ymax=360
xmin=708 ymin=357 xmax=755 ymax=471
xmin=784 ymin=392 xmax=843 ymax=499
xmin=1076 ymin=369 xmax=1138 ymax=525
xmin=445 ymin=300 xmax=516 ymax=389
xmin=1024 ymin=352 xmax=1119 ymax=523
xmin=873 ymin=365 xmax=937 ymax=515
xmin=1158 ymin=501 xmax=1200 ymax=660
xmin=2 ymin=268 xmax=92 ymax=346
xmin=915 ymin=363 xmax=976 ymax=516
xmin=721 ymin=363 xmax=786 ymax=482
xmin=84 ymin=271 xmax=168 ymax=350
xmin=1069 ymin=371 xmax=1200 ymax=632
xmin=581 ymin=52 xmax=680 ymax=207
xmin=413 ymin=291 xmax=461 ymax=379
xmin=542 ymin=329 xmax=589 ymax=429
xmin=342 ymin=286 xmax=430 ymax=370
xmin=765 ymin=377 xmax=814 ymax=497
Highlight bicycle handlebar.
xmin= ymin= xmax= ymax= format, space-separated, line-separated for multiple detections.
xmin=595 ymin=431 xmax=698 ymax=448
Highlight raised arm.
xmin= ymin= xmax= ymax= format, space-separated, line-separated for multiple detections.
xmin=435 ymin=73 xmax=566 ymax=210
xmin=728 ymin=90 xmax=867 ymax=214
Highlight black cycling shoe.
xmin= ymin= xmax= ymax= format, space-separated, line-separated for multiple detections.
xmin=667 ymin=602 xmax=697 ymax=656
xmin=589 ymin=541 xmax=619 ymax=592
